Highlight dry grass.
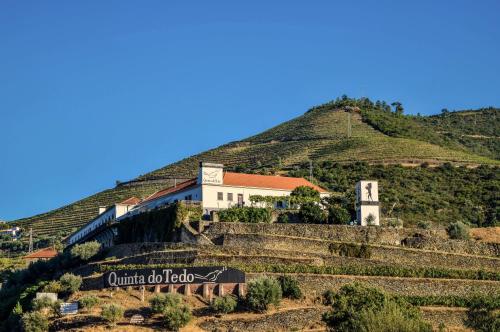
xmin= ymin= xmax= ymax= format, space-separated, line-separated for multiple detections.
xmin=470 ymin=227 xmax=500 ymax=243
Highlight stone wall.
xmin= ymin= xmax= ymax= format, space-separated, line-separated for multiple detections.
xmin=222 ymin=233 xmax=500 ymax=271
xmin=247 ymin=272 xmax=500 ymax=298
xmin=204 ymin=222 xmax=499 ymax=256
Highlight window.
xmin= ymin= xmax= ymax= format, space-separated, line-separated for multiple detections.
xmin=185 ymin=194 xmax=192 ymax=201
xmin=227 ymin=193 xmax=233 ymax=201
xmin=217 ymin=192 xmax=223 ymax=201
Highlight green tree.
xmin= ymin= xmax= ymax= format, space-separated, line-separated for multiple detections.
xmin=277 ymin=275 xmax=302 ymax=299
xmin=291 ymin=186 xmax=321 ymax=202
xmin=70 ymin=241 xmax=101 ymax=261
xmin=447 ymin=221 xmax=470 ymax=240
xmin=246 ymin=277 xmax=282 ymax=312
xmin=211 ymin=295 xmax=238 ymax=314
xmin=101 ymin=304 xmax=124 ymax=326
xmin=328 ymin=205 xmax=351 ymax=224
xmin=299 ymin=202 xmax=327 ymax=224
xmin=21 ymin=311 xmax=49 ymax=332
xmin=391 ymin=102 xmax=404 ymax=116
xmin=59 ymin=273 xmax=82 ymax=294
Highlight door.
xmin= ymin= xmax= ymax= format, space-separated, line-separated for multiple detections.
xmin=237 ymin=194 xmax=244 ymax=207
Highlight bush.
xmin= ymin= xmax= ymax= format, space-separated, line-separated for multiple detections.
xmin=357 ymin=301 xmax=433 ymax=332
xmin=277 ymin=213 xmax=289 ymax=223
xmin=291 ymin=186 xmax=321 ymax=202
xmin=59 ymin=273 xmax=82 ymax=294
xmin=323 ymin=289 xmax=336 ymax=305
xmin=101 ymin=304 xmax=124 ymax=326
xmin=70 ymin=241 xmax=101 ymax=261
xmin=42 ymin=281 xmax=63 ymax=294
xmin=79 ymin=295 xmax=99 ymax=311
xmin=322 ymin=283 xmax=431 ymax=332
xmin=246 ymin=277 xmax=282 ymax=312
xmin=211 ymin=295 xmax=238 ymax=314
xmin=21 ymin=311 xmax=49 ymax=332
xmin=150 ymin=293 xmax=182 ymax=314
xmin=328 ymin=205 xmax=351 ymax=224
xmin=329 ymin=243 xmax=372 ymax=259
xmin=31 ymin=297 xmax=61 ymax=316
xmin=417 ymin=220 xmax=430 ymax=229
xmin=465 ymin=299 xmax=500 ymax=332
xmin=163 ymin=304 xmax=192 ymax=331
xmin=218 ymin=207 xmax=272 ymax=223
xmin=299 ymin=202 xmax=326 ymax=224
xmin=447 ymin=221 xmax=470 ymax=240
xmin=277 ymin=275 xmax=302 ymax=299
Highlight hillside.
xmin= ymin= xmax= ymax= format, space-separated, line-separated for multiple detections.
xmin=9 ymin=97 xmax=500 ymax=241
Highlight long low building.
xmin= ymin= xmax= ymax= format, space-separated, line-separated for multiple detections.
xmin=67 ymin=162 xmax=329 ymax=247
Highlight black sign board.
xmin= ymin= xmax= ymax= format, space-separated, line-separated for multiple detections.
xmin=103 ymin=266 xmax=245 ymax=288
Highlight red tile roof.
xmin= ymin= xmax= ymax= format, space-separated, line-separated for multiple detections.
xmin=144 ymin=178 xmax=198 ymax=202
xmin=223 ymin=172 xmax=328 ymax=193
xmin=119 ymin=197 xmax=141 ymax=205
xmin=23 ymin=247 xmax=58 ymax=259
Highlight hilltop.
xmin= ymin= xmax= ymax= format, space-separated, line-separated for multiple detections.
xmin=9 ymin=97 xmax=500 ymax=242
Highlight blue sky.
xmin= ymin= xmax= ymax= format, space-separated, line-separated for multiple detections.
xmin=1 ymin=1 xmax=499 ymax=220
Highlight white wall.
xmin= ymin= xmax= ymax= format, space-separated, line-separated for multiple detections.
xmin=68 ymin=207 xmax=116 ymax=245
xmin=358 ymin=205 xmax=380 ymax=226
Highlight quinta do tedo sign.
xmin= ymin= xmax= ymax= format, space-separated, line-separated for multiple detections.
xmin=103 ymin=266 xmax=245 ymax=288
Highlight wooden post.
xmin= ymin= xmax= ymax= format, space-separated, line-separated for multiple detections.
xmin=154 ymin=285 xmax=161 ymax=293
xmin=140 ymin=286 xmax=145 ymax=302
xmin=202 ymin=283 xmax=212 ymax=300
xmin=168 ymin=284 xmax=175 ymax=294
xmin=238 ymin=283 xmax=246 ymax=297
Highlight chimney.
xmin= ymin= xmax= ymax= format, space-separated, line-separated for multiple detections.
xmin=198 ymin=162 xmax=224 ymax=185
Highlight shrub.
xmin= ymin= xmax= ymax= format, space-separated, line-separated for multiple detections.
xmin=277 ymin=275 xmax=302 ymax=299
xmin=299 ymin=202 xmax=326 ymax=224
xmin=329 ymin=243 xmax=372 ymax=259
xmin=291 ymin=186 xmax=321 ymax=202
xmin=163 ymin=304 xmax=192 ymax=330
xmin=246 ymin=277 xmax=282 ymax=312
xmin=322 ymin=283 xmax=431 ymax=332
xmin=328 ymin=205 xmax=351 ymax=224
xmin=365 ymin=213 xmax=376 ymax=225
xmin=21 ymin=311 xmax=49 ymax=332
xmin=150 ymin=293 xmax=182 ymax=314
xmin=70 ymin=241 xmax=101 ymax=261
xmin=79 ymin=295 xmax=99 ymax=311
xmin=357 ymin=301 xmax=433 ymax=332
xmin=101 ymin=304 xmax=124 ymax=326
xmin=447 ymin=221 xmax=470 ymax=240
xmin=32 ymin=297 xmax=61 ymax=316
xmin=211 ymin=295 xmax=238 ymax=314
xmin=218 ymin=207 xmax=272 ymax=223
xmin=277 ymin=213 xmax=289 ymax=223
xmin=465 ymin=299 xmax=500 ymax=332
xmin=323 ymin=289 xmax=335 ymax=305
xmin=59 ymin=273 xmax=82 ymax=294
xmin=42 ymin=281 xmax=63 ymax=293
xmin=417 ymin=220 xmax=430 ymax=229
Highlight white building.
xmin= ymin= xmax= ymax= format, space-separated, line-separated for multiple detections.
xmin=122 ymin=162 xmax=329 ymax=219
xmin=67 ymin=197 xmax=140 ymax=246
xmin=66 ymin=162 xmax=329 ymax=247
xmin=0 ymin=226 xmax=21 ymax=240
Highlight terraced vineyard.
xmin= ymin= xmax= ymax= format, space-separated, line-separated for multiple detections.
xmin=72 ymin=222 xmax=500 ymax=331
xmin=10 ymin=102 xmax=499 ymax=240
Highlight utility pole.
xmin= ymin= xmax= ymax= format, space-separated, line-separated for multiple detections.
xmin=28 ymin=228 xmax=33 ymax=253
xmin=309 ymin=160 xmax=313 ymax=182
xmin=347 ymin=112 xmax=352 ymax=138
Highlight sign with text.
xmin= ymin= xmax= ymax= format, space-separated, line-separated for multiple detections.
xmin=103 ymin=266 xmax=245 ymax=288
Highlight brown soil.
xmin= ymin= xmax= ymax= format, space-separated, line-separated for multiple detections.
xmin=470 ymin=227 xmax=500 ymax=243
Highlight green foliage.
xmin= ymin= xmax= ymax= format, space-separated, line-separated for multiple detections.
xmin=465 ymin=298 xmax=500 ymax=332
xmin=78 ymin=295 xmax=99 ymax=311
xmin=211 ymin=295 xmax=238 ymax=314
xmin=101 ymin=303 xmax=124 ymax=326
xmin=149 ymin=293 xmax=191 ymax=330
xmin=322 ymin=283 xmax=431 ymax=332
xmin=218 ymin=207 xmax=272 ymax=223
xmin=328 ymin=205 xmax=351 ymax=224
xmin=21 ymin=311 xmax=49 ymax=332
xmin=323 ymin=289 xmax=336 ymax=305
xmin=447 ymin=221 xmax=470 ymax=240
xmin=101 ymin=262 xmax=500 ymax=282
xmin=290 ymin=162 xmax=499 ymax=227
xmin=277 ymin=213 xmax=289 ymax=223
xmin=162 ymin=303 xmax=192 ymax=331
xmin=416 ymin=220 xmax=430 ymax=229
xmin=402 ymin=294 xmax=500 ymax=308
xmin=59 ymin=273 xmax=82 ymax=294
xmin=365 ymin=214 xmax=376 ymax=225
xmin=246 ymin=277 xmax=282 ymax=312
xmin=70 ymin=241 xmax=101 ymax=261
xmin=329 ymin=243 xmax=372 ymax=259
xmin=149 ymin=293 xmax=182 ymax=314
xmin=291 ymin=186 xmax=321 ymax=201
xmin=42 ymin=281 xmax=62 ymax=294
xmin=277 ymin=275 xmax=302 ymax=299
xmin=299 ymin=202 xmax=326 ymax=224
